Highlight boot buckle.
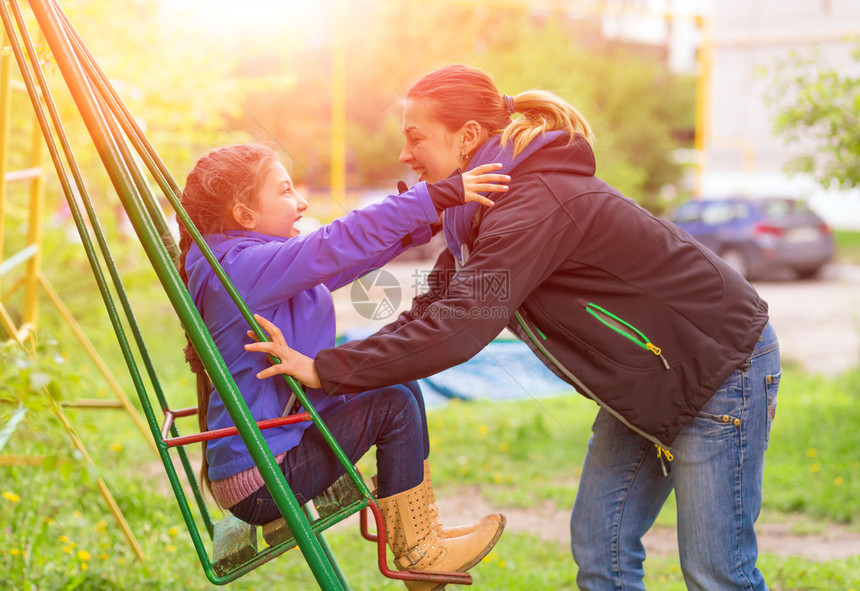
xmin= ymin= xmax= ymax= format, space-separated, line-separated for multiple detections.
xmin=399 ymin=545 xmax=425 ymax=568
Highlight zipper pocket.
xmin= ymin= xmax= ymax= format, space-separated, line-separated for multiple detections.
xmin=584 ymin=302 xmax=670 ymax=370
xmin=514 ymin=310 xmax=674 ymax=467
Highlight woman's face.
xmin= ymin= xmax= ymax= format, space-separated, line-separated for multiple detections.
xmin=399 ymin=98 xmax=462 ymax=184
xmin=244 ymin=160 xmax=308 ymax=238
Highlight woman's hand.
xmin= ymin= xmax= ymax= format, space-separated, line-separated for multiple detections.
xmin=244 ymin=314 xmax=322 ymax=389
xmin=461 ymin=163 xmax=509 ymax=207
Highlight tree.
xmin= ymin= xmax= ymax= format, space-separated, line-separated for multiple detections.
xmin=763 ymin=42 xmax=860 ymax=190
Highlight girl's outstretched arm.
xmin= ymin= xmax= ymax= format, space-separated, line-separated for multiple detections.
xmin=245 ymin=314 xmax=322 ymax=389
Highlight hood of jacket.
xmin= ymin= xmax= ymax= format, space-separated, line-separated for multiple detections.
xmin=443 ymin=131 xmax=595 ymax=259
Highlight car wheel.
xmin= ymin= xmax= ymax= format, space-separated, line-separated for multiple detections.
xmin=721 ymin=248 xmax=750 ymax=279
xmin=795 ymin=265 xmax=823 ymax=280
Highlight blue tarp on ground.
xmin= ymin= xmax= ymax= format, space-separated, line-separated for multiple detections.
xmin=338 ymin=329 xmax=574 ymax=407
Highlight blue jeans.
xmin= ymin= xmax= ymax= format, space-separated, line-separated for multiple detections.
xmin=571 ymin=323 xmax=780 ymax=590
xmin=230 ymin=381 xmax=429 ymax=525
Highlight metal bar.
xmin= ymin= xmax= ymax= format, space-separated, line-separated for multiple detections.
xmin=7 ymin=0 xmax=214 ymax=550
xmin=61 ymin=17 xmax=180 ymax=258
xmin=28 ymin=2 xmax=341 ymax=587
xmin=0 ymin=244 xmax=37 ymax=274
xmin=0 ymin=404 xmax=27 ymax=451
xmin=60 ymin=400 xmax=124 ymax=408
xmin=51 ymin=399 xmax=145 ymax=560
xmin=4 ymin=166 xmax=42 ymax=182
xmin=23 ymin=110 xmax=44 ymax=329
xmin=0 ymin=40 xmax=10 ymax=294
xmin=0 ymin=301 xmax=20 ymax=343
xmin=38 ymin=272 xmax=159 ymax=456
xmin=164 ymin=413 xmax=312 ymax=448
xmin=0 ymin=455 xmax=44 ymax=466
xmin=0 ymin=0 xmax=201 ymax=562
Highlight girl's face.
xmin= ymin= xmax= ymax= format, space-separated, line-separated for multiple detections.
xmin=239 ymin=160 xmax=308 ymax=238
xmin=399 ymin=98 xmax=463 ymax=183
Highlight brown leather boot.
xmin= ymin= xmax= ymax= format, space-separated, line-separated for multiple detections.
xmin=373 ymin=462 xmax=505 ymax=540
xmin=377 ymin=478 xmax=505 ymax=591
xmin=422 ymin=460 xmax=504 ymax=539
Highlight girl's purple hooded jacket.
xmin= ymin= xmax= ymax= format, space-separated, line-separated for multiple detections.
xmin=186 ymin=180 xmax=454 ymax=480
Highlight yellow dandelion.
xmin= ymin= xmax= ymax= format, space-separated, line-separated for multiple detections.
xmin=77 ymin=550 xmax=91 ymax=561
xmin=459 ymin=465 xmax=470 ymax=475
xmin=109 ymin=443 xmax=123 ymax=452
xmin=834 ymin=476 xmax=844 ymax=486
xmin=811 ymin=463 xmax=820 ymax=473
xmin=69 ymin=541 xmax=77 ymax=549
xmin=81 ymin=563 xmax=88 ymax=571
xmin=95 ymin=520 xmax=107 ymax=534
xmin=498 ymin=560 xmax=507 ymax=568
xmin=117 ymin=557 xmax=126 ymax=565
xmin=492 ymin=473 xmax=503 ymax=483
xmin=498 ymin=442 xmax=509 ymax=452
xmin=62 ymin=546 xmax=73 ymax=554
xmin=59 ymin=535 xmax=69 ymax=543
xmin=166 ymin=544 xmax=177 ymax=552
xmin=99 ymin=553 xmax=108 ymax=560
xmin=10 ymin=548 xmax=20 ymax=556
xmin=73 ymin=511 xmax=82 ymax=519
xmin=2 ymin=491 xmax=20 ymax=503
xmin=168 ymin=527 xmax=179 ymax=537
xmin=806 ymin=448 xmax=817 ymax=458
xmin=477 ymin=424 xmax=489 ymax=436
xmin=44 ymin=517 xmax=55 ymax=525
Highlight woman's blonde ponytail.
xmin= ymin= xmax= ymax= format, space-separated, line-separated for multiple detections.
xmin=501 ymin=90 xmax=594 ymax=157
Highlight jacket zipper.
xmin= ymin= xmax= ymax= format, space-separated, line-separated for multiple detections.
xmin=584 ymin=302 xmax=670 ymax=370
xmin=514 ymin=310 xmax=674 ymax=474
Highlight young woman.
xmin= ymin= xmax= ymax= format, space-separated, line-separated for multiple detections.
xmin=178 ymin=143 xmax=508 ymax=589
xmin=245 ymin=66 xmax=781 ymax=591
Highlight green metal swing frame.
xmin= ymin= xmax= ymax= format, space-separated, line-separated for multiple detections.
xmin=0 ymin=1 xmax=473 ymax=589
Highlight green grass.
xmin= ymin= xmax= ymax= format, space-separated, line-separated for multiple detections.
xmin=835 ymin=229 xmax=860 ymax=264
xmin=3 ymin=318 xmax=860 ymax=589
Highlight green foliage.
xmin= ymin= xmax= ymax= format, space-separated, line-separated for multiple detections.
xmin=762 ymin=41 xmax=860 ymax=190
xmin=208 ymin=1 xmax=694 ymax=210
xmin=0 ymin=337 xmax=86 ymax=410
xmin=763 ymin=368 xmax=860 ymax=523
xmin=835 ymin=229 xmax=860 ymax=264
xmin=2 ymin=363 xmax=860 ymax=588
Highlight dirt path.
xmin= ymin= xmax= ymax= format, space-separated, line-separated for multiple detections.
xmin=436 ymin=486 xmax=860 ymax=562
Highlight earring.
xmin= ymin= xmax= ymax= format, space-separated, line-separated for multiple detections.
xmin=459 ymin=150 xmax=467 ymax=160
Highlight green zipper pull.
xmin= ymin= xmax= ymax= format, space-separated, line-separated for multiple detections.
xmin=585 ymin=303 xmax=670 ymax=370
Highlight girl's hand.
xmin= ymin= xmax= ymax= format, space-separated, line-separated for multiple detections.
xmin=244 ymin=314 xmax=322 ymax=389
xmin=462 ymin=163 xmax=509 ymax=207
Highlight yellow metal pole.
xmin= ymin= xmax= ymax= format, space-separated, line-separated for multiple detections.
xmin=39 ymin=271 xmax=160 ymax=456
xmin=51 ymin=399 xmax=146 ymax=561
xmin=330 ymin=0 xmax=346 ymax=212
xmin=0 ymin=301 xmax=21 ymax=343
xmin=0 ymin=41 xmax=12 ymax=294
xmin=0 ymin=455 xmax=45 ymax=466
xmin=693 ymin=14 xmax=712 ymax=197
xmin=23 ymin=97 xmax=45 ymax=330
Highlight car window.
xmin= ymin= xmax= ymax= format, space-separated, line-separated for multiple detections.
xmin=672 ymin=203 xmax=703 ymax=223
xmin=760 ymin=199 xmax=810 ymax=218
xmin=700 ymin=202 xmax=748 ymax=225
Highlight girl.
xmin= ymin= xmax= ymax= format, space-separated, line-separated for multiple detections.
xmin=246 ymin=66 xmax=781 ymax=591
xmin=178 ymin=143 xmax=507 ymax=589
